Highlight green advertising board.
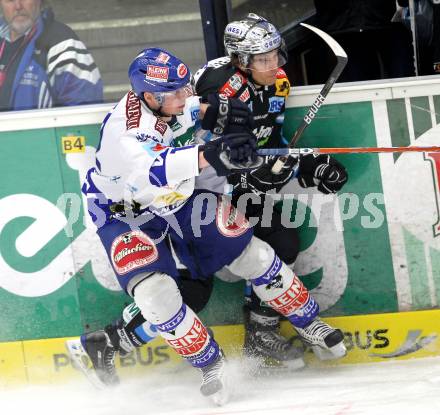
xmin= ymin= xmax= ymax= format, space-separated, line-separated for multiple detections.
xmin=1 ymin=77 xmax=440 ymax=343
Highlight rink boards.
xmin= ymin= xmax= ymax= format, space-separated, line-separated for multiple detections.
xmin=2 ymin=76 xmax=440 ymax=385
xmin=0 ymin=309 xmax=439 ymax=387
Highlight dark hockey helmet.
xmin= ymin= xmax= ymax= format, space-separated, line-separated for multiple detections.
xmin=128 ymin=47 xmax=192 ymax=101
xmin=224 ymin=13 xmax=287 ymax=70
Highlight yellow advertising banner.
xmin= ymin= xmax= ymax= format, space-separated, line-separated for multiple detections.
xmin=1 ymin=310 xmax=439 ymax=387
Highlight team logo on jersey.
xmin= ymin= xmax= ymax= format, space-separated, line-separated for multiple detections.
xmin=238 ymin=88 xmax=250 ymax=103
xmin=177 ymin=63 xmax=188 ymax=79
xmin=111 ymin=231 xmax=159 ymax=275
xmin=156 ymin=52 xmax=170 ymax=64
xmin=154 ymin=191 xmax=187 ymax=206
xmin=146 ymin=65 xmax=169 ymax=82
xmin=275 ymin=69 xmax=290 ymax=97
xmin=151 ymin=143 xmax=168 ymax=152
xmin=170 ymin=120 xmax=182 ymax=131
xmin=268 ymin=96 xmax=284 ymax=113
xmin=275 ymin=78 xmax=290 ymax=97
xmin=190 ymin=106 xmax=200 ymax=122
xmin=143 ymin=142 xmax=169 ymax=158
xmin=253 ymin=125 xmax=274 ymax=143
xmin=136 ymin=132 xmax=157 ymax=143
xmin=276 ymin=68 xmax=287 ymax=79
xmin=155 ymin=118 xmax=168 ymax=135
xmin=216 ymin=195 xmax=249 ymax=237
xmin=219 ymin=72 xmax=246 ymax=97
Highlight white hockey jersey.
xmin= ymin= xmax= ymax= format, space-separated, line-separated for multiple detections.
xmin=83 ymin=91 xmax=203 ymax=218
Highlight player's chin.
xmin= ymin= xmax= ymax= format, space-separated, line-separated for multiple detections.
xmin=256 ymin=72 xmax=277 ymax=85
xmin=260 ymin=77 xmax=276 ymax=86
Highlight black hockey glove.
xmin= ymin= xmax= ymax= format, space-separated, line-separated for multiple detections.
xmin=297 ymin=154 xmax=348 ymax=194
xmin=201 ymin=93 xmax=254 ymax=135
xmin=201 ymin=132 xmax=263 ymax=176
xmin=229 ymin=155 xmax=297 ymax=195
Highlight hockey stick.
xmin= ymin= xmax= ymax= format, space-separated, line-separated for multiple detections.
xmin=271 ymin=23 xmax=348 ymax=173
xmin=259 ymin=146 xmax=440 ymax=156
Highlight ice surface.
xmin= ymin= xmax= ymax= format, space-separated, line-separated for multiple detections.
xmin=2 ymin=356 xmax=440 ymax=415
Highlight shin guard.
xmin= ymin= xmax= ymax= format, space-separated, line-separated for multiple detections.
xmin=133 ymin=273 xmax=219 ymax=368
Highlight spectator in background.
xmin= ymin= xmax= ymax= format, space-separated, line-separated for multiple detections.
xmin=308 ymin=0 xmax=415 ymax=83
xmin=0 ymin=0 xmax=102 ymax=111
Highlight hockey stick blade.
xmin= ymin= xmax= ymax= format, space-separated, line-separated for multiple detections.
xmin=271 ymin=23 xmax=347 ymax=173
xmin=259 ymin=146 xmax=440 ymax=156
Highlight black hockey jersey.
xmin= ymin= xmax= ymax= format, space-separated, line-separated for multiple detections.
xmin=193 ymin=57 xmax=291 ymax=149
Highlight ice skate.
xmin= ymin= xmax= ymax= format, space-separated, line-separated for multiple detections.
xmin=244 ymin=310 xmax=305 ymax=372
xmin=66 ymin=330 xmax=119 ymax=388
xmin=199 ymin=350 xmax=228 ymax=406
xmin=294 ymin=317 xmax=347 ymax=360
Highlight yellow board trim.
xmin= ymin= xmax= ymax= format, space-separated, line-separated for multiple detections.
xmin=1 ymin=310 xmax=439 ymax=387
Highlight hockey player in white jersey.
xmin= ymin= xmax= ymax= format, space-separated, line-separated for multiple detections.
xmin=67 ymin=47 xmax=347 ymax=403
xmin=69 ymin=47 xmax=264 ymax=405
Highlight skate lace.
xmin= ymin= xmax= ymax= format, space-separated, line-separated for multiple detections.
xmin=102 ymin=345 xmax=117 ymax=376
xmin=258 ymin=331 xmax=290 ymax=352
xmin=301 ymin=319 xmax=334 ymax=342
xmin=200 ymin=357 xmax=224 ymax=386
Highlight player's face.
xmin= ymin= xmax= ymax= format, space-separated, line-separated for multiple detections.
xmin=1 ymin=0 xmax=41 ymax=40
xmin=248 ymin=49 xmax=285 ymax=86
xmin=160 ymin=93 xmax=186 ymax=115
xmin=160 ymin=85 xmax=194 ymax=116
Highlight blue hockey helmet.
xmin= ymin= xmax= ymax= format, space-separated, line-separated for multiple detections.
xmin=128 ymin=48 xmax=192 ymax=98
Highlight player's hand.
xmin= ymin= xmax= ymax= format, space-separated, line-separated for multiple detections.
xmin=201 ymin=132 xmax=263 ymax=176
xmin=297 ymin=154 xmax=348 ymax=194
xmin=201 ymin=93 xmax=254 ymax=135
xmin=232 ymin=155 xmax=297 ymax=195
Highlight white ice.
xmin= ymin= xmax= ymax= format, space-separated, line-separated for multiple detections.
xmin=2 ymin=356 xmax=440 ymax=415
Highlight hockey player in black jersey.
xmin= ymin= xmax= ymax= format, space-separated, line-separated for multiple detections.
xmin=192 ymin=12 xmax=348 ymax=370
xmin=67 ymin=13 xmax=348 ymax=388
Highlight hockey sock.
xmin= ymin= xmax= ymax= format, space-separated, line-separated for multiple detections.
xmin=251 ymin=255 xmax=320 ymax=328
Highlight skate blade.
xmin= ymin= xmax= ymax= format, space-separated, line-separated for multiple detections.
xmin=65 ymin=339 xmax=108 ymax=389
xmin=210 ymin=386 xmax=229 ymax=406
xmin=201 ymin=379 xmax=229 ymax=406
xmin=201 ymin=371 xmax=229 ymax=406
xmin=311 ymin=342 xmax=347 ymax=361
